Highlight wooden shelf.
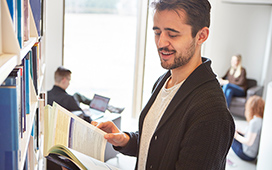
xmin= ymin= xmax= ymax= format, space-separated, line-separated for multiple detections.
xmin=19 ymin=37 xmax=37 ymax=64
xmin=0 ymin=54 xmax=17 ymax=85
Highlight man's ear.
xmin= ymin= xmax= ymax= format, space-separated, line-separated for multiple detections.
xmin=196 ymin=27 xmax=209 ymax=45
xmin=60 ymin=77 xmax=66 ymax=83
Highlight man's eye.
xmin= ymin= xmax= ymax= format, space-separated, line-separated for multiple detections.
xmin=154 ymin=31 xmax=161 ymax=36
xmin=169 ymin=34 xmax=177 ymax=38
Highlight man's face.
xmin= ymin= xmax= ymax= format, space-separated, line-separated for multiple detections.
xmin=63 ymin=75 xmax=71 ymax=90
xmin=153 ymin=10 xmax=197 ymax=70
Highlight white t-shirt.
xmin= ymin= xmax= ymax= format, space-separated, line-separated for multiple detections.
xmin=137 ymin=77 xmax=184 ymax=169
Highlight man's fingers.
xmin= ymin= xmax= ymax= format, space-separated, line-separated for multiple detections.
xmin=104 ymin=133 xmax=129 ymax=147
xmin=91 ymin=121 xmax=98 ymax=126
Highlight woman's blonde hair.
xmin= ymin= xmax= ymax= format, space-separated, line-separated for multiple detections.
xmin=245 ymin=95 xmax=265 ymax=121
xmin=229 ymin=54 xmax=242 ymax=78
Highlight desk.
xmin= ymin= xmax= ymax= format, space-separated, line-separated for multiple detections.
xmin=94 ymin=113 xmax=121 ymax=161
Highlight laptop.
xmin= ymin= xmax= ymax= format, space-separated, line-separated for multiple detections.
xmin=88 ymin=94 xmax=110 ymax=120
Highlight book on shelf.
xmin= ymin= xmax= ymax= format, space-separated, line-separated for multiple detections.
xmin=40 ymin=0 xmax=44 ymax=36
xmin=31 ymin=108 xmax=40 ymax=152
xmin=29 ymin=0 xmax=42 ymax=36
xmin=0 ymin=85 xmax=19 ymax=170
xmin=22 ymin=53 xmax=31 ymax=114
xmin=31 ymin=42 xmax=40 ymax=94
xmin=3 ymin=68 xmax=24 ymax=138
xmin=17 ymin=0 xmax=23 ymax=48
xmin=23 ymin=0 xmax=30 ymax=42
xmin=25 ymin=135 xmax=38 ymax=170
xmin=6 ymin=0 xmax=17 ymax=32
xmin=44 ymin=102 xmax=118 ymax=170
xmin=39 ymin=92 xmax=46 ymax=135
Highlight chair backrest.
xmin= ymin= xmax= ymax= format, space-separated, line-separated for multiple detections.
xmin=247 ymin=78 xmax=257 ymax=90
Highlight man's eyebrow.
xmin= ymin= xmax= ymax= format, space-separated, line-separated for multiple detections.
xmin=152 ymin=26 xmax=180 ymax=33
xmin=165 ymin=28 xmax=180 ymax=33
xmin=153 ymin=26 xmax=160 ymax=30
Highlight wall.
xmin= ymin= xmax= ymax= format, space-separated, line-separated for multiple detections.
xmin=257 ymin=82 xmax=272 ymax=169
xmin=204 ymin=0 xmax=272 ymax=87
xmin=44 ymin=0 xmax=64 ymax=91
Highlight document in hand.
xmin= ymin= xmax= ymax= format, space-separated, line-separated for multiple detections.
xmin=43 ymin=102 xmax=118 ymax=169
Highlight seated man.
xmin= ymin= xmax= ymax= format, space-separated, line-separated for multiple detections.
xmin=47 ymin=67 xmax=92 ymax=123
xmin=47 ymin=67 xmax=124 ymax=122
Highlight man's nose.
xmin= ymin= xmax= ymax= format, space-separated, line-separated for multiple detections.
xmin=157 ymin=33 xmax=170 ymax=48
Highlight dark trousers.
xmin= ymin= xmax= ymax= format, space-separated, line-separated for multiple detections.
xmin=231 ymin=137 xmax=255 ymax=161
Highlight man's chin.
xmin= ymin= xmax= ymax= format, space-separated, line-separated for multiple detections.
xmin=161 ymin=62 xmax=173 ymax=70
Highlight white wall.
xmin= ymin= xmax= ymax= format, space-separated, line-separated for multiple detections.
xmin=44 ymin=0 xmax=64 ymax=91
xmin=257 ymin=82 xmax=272 ymax=170
xmin=204 ymin=0 xmax=272 ymax=86
xmin=204 ymin=2 xmax=272 ymax=168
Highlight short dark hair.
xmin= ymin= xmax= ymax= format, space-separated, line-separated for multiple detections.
xmin=54 ymin=66 xmax=71 ymax=83
xmin=151 ymin=0 xmax=211 ymax=37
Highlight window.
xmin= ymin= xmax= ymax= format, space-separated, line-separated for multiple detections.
xmin=63 ymin=0 xmax=138 ymax=114
xmin=142 ymin=1 xmax=165 ymax=106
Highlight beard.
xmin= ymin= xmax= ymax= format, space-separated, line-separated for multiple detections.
xmin=159 ymin=39 xmax=196 ymax=70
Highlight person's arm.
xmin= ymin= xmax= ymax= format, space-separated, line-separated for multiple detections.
xmin=219 ymin=69 xmax=230 ymax=85
xmin=218 ymin=78 xmax=229 ymax=86
xmin=67 ymin=95 xmax=83 ymax=112
xmin=222 ymin=69 xmax=230 ymax=80
xmin=235 ymin=127 xmax=245 ymax=135
xmin=234 ymin=131 xmax=257 ymax=146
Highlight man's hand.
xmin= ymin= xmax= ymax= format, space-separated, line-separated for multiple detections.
xmin=92 ymin=121 xmax=130 ymax=147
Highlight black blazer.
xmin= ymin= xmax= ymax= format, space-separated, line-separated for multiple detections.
xmin=116 ymin=58 xmax=235 ymax=170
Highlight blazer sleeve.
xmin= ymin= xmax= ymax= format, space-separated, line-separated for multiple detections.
xmin=66 ymin=96 xmax=83 ymax=112
xmin=113 ymin=131 xmax=139 ymax=157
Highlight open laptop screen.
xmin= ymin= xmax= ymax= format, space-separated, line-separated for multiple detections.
xmin=89 ymin=94 xmax=110 ymax=112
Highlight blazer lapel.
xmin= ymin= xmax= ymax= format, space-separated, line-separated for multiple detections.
xmin=155 ymin=58 xmax=216 ymax=131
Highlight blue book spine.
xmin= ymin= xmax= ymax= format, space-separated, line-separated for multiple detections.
xmin=6 ymin=0 xmax=15 ymax=23
xmin=0 ymin=86 xmax=19 ymax=170
xmin=24 ymin=55 xmax=31 ymax=114
xmin=17 ymin=0 xmax=23 ymax=48
xmin=29 ymin=0 xmax=41 ymax=36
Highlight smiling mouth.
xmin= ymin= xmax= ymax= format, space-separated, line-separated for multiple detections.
xmin=159 ymin=48 xmax=175 ymax=60
xmin=159 ymin=47 xmax=175 ymax=55
xmin=161 ymin=51 xmax=175 ymax=55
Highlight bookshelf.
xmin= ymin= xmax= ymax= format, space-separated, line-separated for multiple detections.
xmin=0 ymin=0 xmax=46 ymax=170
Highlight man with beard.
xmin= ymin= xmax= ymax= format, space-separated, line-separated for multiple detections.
xmin=92 ymin=0 xmax=235 ymax=169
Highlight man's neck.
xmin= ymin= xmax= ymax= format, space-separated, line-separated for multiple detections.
xmin=55 ymin=83 xmax=66 ymax=91
xmin=167 ymin=56 xmax=202 ymax=89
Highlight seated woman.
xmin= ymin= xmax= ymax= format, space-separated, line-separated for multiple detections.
xmin=219 ymin=54 xmax=247 ymax=107
xmin=232 ymin=95 xmax=265 ymax=161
